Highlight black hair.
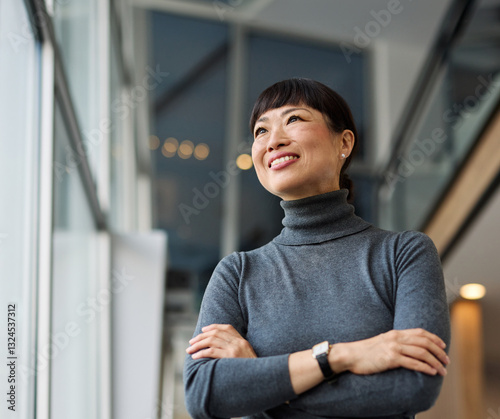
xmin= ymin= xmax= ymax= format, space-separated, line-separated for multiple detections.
xmin=250 ymin=78 xmax=358 ymax=202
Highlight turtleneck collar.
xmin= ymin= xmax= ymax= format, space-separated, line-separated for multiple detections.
xmin=273 ymin=189 xmax=372 ymax=246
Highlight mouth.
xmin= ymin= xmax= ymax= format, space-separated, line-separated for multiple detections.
xmin=268 ymin=154 xmax=300 ymax=169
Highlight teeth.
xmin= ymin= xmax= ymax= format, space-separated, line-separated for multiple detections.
xmin=271 ymin=155 xmax=298 ymax=167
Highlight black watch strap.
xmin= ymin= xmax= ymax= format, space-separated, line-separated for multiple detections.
xmin=316 ymin=353 xmax=339 ymax=383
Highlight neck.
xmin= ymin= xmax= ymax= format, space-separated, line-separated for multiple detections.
xmin=274 ymin=189 xmax=371 ymax=245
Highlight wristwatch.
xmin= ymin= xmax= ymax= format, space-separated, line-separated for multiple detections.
xmin=312 ymin=341 xmax=340 ymax=383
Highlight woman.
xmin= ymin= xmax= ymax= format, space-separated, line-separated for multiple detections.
xmin=184 ymin=78 xmax=450 ymax=419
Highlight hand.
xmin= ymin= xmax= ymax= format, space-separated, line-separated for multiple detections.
xmin=186 ymin=324 xmax=257 ymax=360
xmin=336 ymin=328 xmax=450 ymax=376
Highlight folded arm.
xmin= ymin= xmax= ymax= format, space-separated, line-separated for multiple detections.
xmin=183 ymin=254 xmax=297 ymax=419
xmin=288 ymin=232 xmax=451 ymax=416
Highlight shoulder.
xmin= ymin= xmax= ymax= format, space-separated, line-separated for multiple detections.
xmin=362 ymin=226 xmax=437 ymax=251
xmin=393 ymin=230 xmax=439 ymax=259
xmin=210 ymin=251 xmax=242 ymax=284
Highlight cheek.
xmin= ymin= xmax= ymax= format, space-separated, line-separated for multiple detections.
xmin=251 ymin=145 xmax=264 ymax=168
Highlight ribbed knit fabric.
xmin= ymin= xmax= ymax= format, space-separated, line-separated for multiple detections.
xmin=184 ymin=189 xmax=450 ymax=419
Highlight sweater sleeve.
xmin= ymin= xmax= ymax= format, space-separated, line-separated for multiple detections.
xmin=288 ymin=231 xmax=451 ymax=418
xmin=183 ymin=252 xmax=297 ymax=419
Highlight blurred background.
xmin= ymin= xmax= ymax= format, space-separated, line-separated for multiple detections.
xmin=0 ymin=0 xmax=499 ymax=418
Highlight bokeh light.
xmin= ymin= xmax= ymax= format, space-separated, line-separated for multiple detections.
xmin=194 ymin=143 xmax=210 ymax=160
xmin=162 ymin=137 xmax=178 ymax=158
xmin=460 ymin=283 xmax=486 ymax=300
xmin=236 ymin=154 xmax=253 ymax=170
xmin=148 ymin=135 xmax=160 ymax=150
xmin=178 ymin=140 xmax=194 ymax=159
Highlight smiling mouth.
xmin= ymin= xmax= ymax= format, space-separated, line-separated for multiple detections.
xmin=269 ymin=155 xmax=299 ymax=168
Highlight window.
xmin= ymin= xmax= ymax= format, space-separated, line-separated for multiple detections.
xmin=0 ymin=2 xmax=40 ymax=416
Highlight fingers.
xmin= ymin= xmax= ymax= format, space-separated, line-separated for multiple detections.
xmin=188 ymin=324 xmax=239 ymax=345
xmin=201 ymin=324 xmax=236 ymax=333
xmin=400 ymin=344 xmax=447 ymax=376
xmin=186 ymin=324 xmax=257 ymax=360
xmin=186 ymin=335 xmax=227 ymax=356
xmin=189 ymin=346 xmax=229 ymax=360
xmin=401 ymin=335 xmax=450 ymax=367
xmin=392 ymin=328 xmax=446 ymax=350
xmin=385 ymin=329 xmax=450 ymax=376
xmin=396 ymin=354 xmax=440 ymax=376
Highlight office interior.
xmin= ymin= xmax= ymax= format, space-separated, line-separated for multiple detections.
xmin=0 ymin=0 xmax=499 ymax=418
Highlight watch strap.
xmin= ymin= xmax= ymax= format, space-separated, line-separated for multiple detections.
xmin=316 ymin=353 xmax=339 ymax=383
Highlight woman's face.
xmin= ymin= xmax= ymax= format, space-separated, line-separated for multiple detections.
xmin=251 ymin=104 xmax=354 ymax=200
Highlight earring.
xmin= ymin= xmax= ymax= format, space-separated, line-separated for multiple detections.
xmin=341 ymin=154 xmax=346 ymax=159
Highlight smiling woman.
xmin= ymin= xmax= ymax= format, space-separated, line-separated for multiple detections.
xmin=250 ymin=79 xmax=358 ymax=202
xmin=184 ymin=79 xmax=451 ymax=419
xmin=251 ymin=104 xmax=353 ymax=201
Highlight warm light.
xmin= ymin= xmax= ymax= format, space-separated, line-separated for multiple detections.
xmin=236 ymin=154 xmax=253 ymax=170
xmin=161 ymin=147 xmax=174 ymax=158
xmin=194 ymin=143 xmax=210 ymax=160
xmin=148 ymin=135 xmax=160 ymax=150
xmin=460 ymin=283 xmax=486 ymax=300
xmin=162 ymin=137 xmax=178 ymax=158
xmin=178 ymin=140 xmax=194 ymax=159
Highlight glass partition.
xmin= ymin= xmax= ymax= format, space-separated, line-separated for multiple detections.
xmin=50 ymin=104 xmax=100 ymax=419
xmin=0 ymin=2 xmax=40 ymax=417
xmin=52 ymin=0 xmax=102 ymax=182
xmin=378 ymin=0 xmax=500 ymax=232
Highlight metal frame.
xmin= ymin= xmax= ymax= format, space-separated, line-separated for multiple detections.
xmin=36 ymin=32 xmax=55 ymax=419
xmin=221 ymin=24 xmax=247 ymax=256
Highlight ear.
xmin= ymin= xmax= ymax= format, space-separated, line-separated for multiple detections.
xmin=340 ymin=129 xmax=355 ymax=158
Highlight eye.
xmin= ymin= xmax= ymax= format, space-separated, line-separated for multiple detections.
xmin=287 ymin=115 xmax=302 ymax=124
xmin=254 ymin=126 xmax=267 ymax=138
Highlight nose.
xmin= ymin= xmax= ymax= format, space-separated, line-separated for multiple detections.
xmin=266 ymin=126 xmax=290 ymax=152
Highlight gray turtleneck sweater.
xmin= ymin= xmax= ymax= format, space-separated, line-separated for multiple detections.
xmin=184 ymin=190 xmax=450 ymax=419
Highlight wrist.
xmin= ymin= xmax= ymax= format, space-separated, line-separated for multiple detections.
xmin=328 ymin=342 xmax=350 ymax=374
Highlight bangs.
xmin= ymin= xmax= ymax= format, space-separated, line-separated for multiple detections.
xmin=250 ymin=78 xmax=333 ymax=133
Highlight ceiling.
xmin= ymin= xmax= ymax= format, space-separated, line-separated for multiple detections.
xmin=135 ymin=0 xmax=453 ymax=46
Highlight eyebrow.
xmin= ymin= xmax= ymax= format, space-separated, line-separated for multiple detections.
xmin=256 ymin=107 xmax=312 ymax=124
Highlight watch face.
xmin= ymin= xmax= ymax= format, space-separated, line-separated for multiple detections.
xmin=313 ymin=341 xmax=329 ymax=357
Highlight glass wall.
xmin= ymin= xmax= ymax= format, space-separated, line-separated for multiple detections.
xmin=0 ymin=0 xmax=146 ymax=416
xmin=53 ymin=0 xmax=102 ymax=179
xmin=50 ymin=104 xmax=100 ymax=419
xmin=378 ymin=0 xmax=500 ymax=232
xmin=0 ymin=2 xmax=40 ymax=418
